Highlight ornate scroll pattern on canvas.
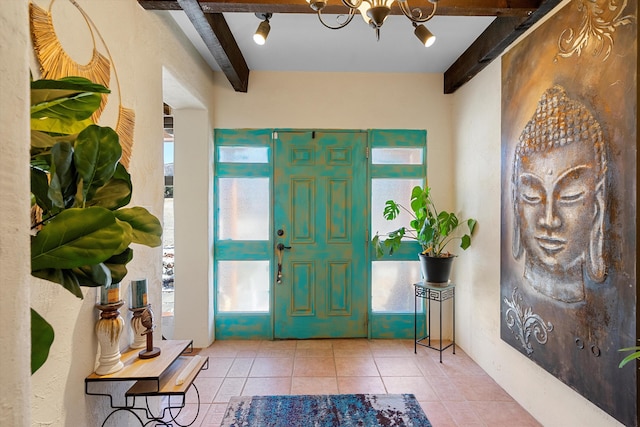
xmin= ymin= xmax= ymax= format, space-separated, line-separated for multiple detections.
xmin=504 ymin=288 xmax=554 ymax=355
xmin=556 ymin=0 xmax=635 ymax=61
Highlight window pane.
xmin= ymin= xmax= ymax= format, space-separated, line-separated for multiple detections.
xmin=219 ymin=146 xmax=269 ymax=163
xmin=162 ymin=135 xmax=175 ymax=338
xmin=218 ymin=178 xmax=269 ymax=240
xmin=371 ymin=148 xmax=423 ymax=164
xmin=372 ymin=261 xmax=421 ymax=312
xmin=371 ymin=178 xmax=423 ymax=240
xmin=217 ymin=261 xmax=269 ymax=312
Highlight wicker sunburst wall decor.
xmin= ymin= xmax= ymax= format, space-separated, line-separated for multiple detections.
xmin=30 ymin=0 xmax=135 ymax=169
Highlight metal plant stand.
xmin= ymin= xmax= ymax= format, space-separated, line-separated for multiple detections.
xmin=414 ymin=282 xmax=456 ymax=363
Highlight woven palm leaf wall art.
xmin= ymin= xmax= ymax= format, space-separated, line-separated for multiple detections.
xmin=30 ymin=0 xmax=135 ymax=169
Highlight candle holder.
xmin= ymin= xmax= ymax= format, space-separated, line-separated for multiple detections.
xmin=138 ymin=304 xmax=161 ymax=359
xmin=95 ymin=301 xmax=125 ymax=375
xmin=129 ymin=306 xmax=147 ymax=349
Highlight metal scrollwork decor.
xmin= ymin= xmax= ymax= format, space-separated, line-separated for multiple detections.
xmin=503 ymin=288 xmax=554 ymax=355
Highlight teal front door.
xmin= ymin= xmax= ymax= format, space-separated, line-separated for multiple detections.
xmin=273 ymin=131 xmax=368 ymax=338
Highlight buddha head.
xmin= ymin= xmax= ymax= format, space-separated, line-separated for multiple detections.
xmin=511 ymin=85 xmax=607 ymax=303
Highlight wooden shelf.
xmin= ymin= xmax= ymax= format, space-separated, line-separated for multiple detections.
xmin=86 ymin=340 xmax=192 ymax=384
xmin=126 ymin=355 xmax=208 ymax=396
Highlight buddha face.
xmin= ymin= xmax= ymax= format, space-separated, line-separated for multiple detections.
xmin=516 ymin=141 xmax=597 ymax=274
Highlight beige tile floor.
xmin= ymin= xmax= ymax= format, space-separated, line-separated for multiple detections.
xmin=164 ymin=339 xmax=541 ymax=427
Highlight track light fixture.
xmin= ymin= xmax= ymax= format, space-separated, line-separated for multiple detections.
xmin=306 ymin=0 xmax=438 ymax=44
xmin=253 ymin=13 xmax=272 ymax=45
xmin=413 ymin=22 xmax=435 ymax=47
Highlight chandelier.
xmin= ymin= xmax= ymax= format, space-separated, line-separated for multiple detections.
xmin=305 ymin=0 xmax=438 ymax=45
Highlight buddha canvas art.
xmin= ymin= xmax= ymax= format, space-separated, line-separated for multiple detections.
xmin=500 ymin=1 xmax=637 ymax=426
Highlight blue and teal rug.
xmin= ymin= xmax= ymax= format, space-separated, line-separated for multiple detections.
xmin=220 ymin=393 xmax=432 ymax=427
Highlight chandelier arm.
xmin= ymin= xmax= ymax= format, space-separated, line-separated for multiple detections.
xmin=317 ymin=9 xmax=356 ymax=30
xmin=398 ymin=0 xmax=438 ymax=23
xmin=341 ymin=0 xmax=363 ymax=9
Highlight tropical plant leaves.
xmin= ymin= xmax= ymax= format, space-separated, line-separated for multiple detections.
xmin=31 ymin=130 xmax=58 ymax=149
xmin=71 ymin=262 xmax=113 ymax=288
xmin=31 ymin=308 xmax=54 ymax=374
xmin=30 ymin=77 xmax=110 ymax=135
xmin=31 ymin=207 xmax=124 ymax=271
xmin=48 ymin=142 xmax=76 ymax=209
xmin=28 ymin=76 xmax=163 ymax=374
xmin=88 ymin=163 xmax=132 ymax=210
xmin=115 ymin=207 xmax=163 ymax=247
xmin=373 ymin=185 xmax=478 ymax=258
xmin=31 ymin=166 xmax=52 ymax=214
xmin=618 ymin=344 xmax=640 ymax=368
xmin=74 ymin=125 xmax=122 ymax=204
xmin=104 ymin=248 xmax=134 ymax=284
xmin=30 ymin=76 xmax=110 ymax=99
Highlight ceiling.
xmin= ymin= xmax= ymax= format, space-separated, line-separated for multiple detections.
xmin=139 ymin=0 xmax=561 ymax=94
xmin=167 ymin=12 xmax=495 ymax=73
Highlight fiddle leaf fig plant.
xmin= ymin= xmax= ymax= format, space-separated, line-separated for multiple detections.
xmin=30 ymin=76 xmax=162 ymax=373
xmin=373 ymin=185 xmax=477 ymax=258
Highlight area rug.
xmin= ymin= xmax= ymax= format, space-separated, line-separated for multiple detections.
xmin=220 ymin=393 xmax=432 ymax=427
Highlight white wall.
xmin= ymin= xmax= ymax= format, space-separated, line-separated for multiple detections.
xmin=10 ymin=0 xmax=219 ymax=425
xmin=450 ymin=7 xmax=626 ymax=427
xmin=211 ymin=71 xmax=455 ymax=206
xmin=0 ymin=1 xmax=31 ymax=426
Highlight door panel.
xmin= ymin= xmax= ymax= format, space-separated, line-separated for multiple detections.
xmin=274 ymin=131 xmax=367 ymax=338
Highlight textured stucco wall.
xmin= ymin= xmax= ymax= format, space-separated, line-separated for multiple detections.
xmin=0 ymin=1 xmax=31 ymax=426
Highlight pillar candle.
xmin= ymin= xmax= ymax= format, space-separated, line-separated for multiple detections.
xmin=100 ymin=282 xmax=121 ymax=305
xmin=130 ymin=279 xmax=148 ymax=309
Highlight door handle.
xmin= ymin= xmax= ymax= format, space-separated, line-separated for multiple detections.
xmin=276 ymin=243 xmax=292 ymax=284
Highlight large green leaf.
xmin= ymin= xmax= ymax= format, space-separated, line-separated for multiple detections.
xmin=31 ymin=308 xmax=54 ymax=374
xmin=74 ymin=125 xmax=121 ymax=204
xmin=115 ymin=218 xmax=134 ymax=254
xmin=31 ymin=76 xmax=110 ymax=103
xmin=72 ymin=263 xmax=112 ymax=288
xmin=31 ymin=207 xmax=124 ymax=271
xmin=31 ymin=97 xmax=96 ymax=135
xmin=30 ymin=77 xmax=110 ymax=135
xmin=115 ymin=207 xmax=163 ymax=247
xmin=30 ymin=166 xmax=52 ymax=214
xmin=48 ymin=142 xmax=77 ymax=209
xmin=32 ymin=268 xmax=83 ymax=298
xmin=88 ymin=163 xmax=132 ymax=210
xmin=31 ymin=130 xmax=58 ymax=149
xmin=104 ymin=248 xmax=134 ymax=283
xmin=89 ymin=179 xmax=132 ymax=210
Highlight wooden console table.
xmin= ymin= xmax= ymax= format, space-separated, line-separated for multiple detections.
xmin=85 ymin=340 xmax=208 ymax=426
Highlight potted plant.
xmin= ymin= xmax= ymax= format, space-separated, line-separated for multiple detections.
xmin=30 ymin=76 xmax=162 ymax=373
xmin=372 ymin=185 xmax=477 ymax=283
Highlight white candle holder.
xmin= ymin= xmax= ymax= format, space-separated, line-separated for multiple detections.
xmin=95 ymin=301 xmax=124 ymax=375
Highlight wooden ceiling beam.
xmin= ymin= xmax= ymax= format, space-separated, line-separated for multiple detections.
xmin=139 ymin=0 xmax=541 ymax=17
xmin=176 ymin=0 xmax=250 ymax=92
xmin=443 ymin=0 xmax=562 ymax=93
